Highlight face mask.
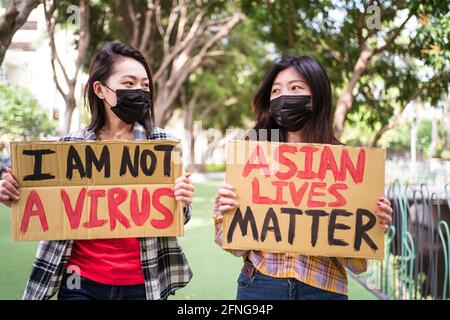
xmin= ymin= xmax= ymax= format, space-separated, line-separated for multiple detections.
xmin=269 ymin=95 xmax=312 ymax=132
xmin=102 ymin=84 xmax=151 ymax=124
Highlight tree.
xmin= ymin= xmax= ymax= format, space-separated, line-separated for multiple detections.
xmin=0 ymin=0 xmax=41 ymax=65
xmin=331 ymin=2 xmax=416 ymax=139
xmin=240 ymin=0 xmax=450 ymax=141
xmin=87 ymin=0 xmax=244 ymax=127
xmin=44 ymin=0 xmax=90 ymax=134
xmin=370 ymin=70 xmax=450 ymax=146
xmin=178 ymin=18 xmax=268 ymax=171
xmin=0 ymin=83 xmax=56 ymax=147
xmin=370 ymin=8 xmax=450 ymax=146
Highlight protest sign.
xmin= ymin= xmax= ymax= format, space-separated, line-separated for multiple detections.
xmin=10 ymin=140 xmax=183 ymax=241
xmin=222 ymin=140 xmax=386 ymax=259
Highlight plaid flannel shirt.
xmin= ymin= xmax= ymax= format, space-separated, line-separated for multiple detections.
xmin=212 ymin=194 xmax=367 ymax=296
xmin=22 ymin=123 xmax=193 ymax=300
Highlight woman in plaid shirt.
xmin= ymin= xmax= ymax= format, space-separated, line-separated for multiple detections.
xmin=213 ymin=55 xmax=393 ymax=300
xmin=0 ymin=42 xmax=194 ymax=300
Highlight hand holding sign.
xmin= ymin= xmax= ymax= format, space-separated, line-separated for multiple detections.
xmin=217 ymin=183 xmax=239 ymax=214
xmin=222 ymin=140 xmax=388 ymax=259
xmin=173 ymin=172 xmax=194 ymax=208
xmin=376 ymin=197 xmax=393 ymax=231
xmin=0 ymin=167 xmax=19 ymax=207
xmin=10 ymin=140 xmax=185 ymax=241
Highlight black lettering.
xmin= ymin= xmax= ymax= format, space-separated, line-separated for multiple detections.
xmin=281 ymin=208 xmax=303 ymax=245
xmin=354 ymin=208 xmax=378 ymax=251
xmin=154 ymin=145 xmax=181 ymax=177
xmin=261 ymin=208 xmax=281 ymax=242
xmin=305 ymin=210 xmax=329 ymax=247
xmin=328 ymin=209 xmax=351 ymax=247
xmin=140 ymin=149 xmax=157 ymax=176
xmin=66 ymin=146 xmax=85 ymax=180
xmin=120 ymin=146 xmax=139 ymax=177
xmin=23 ymin=149 xmax=55 ymax=181
xmin=227 ymin=206 xmax=259 ymax=243
xmin=85 ymin=146 xmax=110 ymax=178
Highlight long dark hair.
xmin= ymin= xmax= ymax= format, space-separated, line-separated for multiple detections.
xmin=252 ymin=55 xmax=340 ymax=145
xmin=85 ymin=42 xmax=155 ymax=137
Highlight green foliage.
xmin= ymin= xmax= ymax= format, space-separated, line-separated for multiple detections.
xmin=0 ymin=83 xmax=57 ymax=144
xmin=71 ymin=1 xmax=449 ymax=139
xmin=441 ymin=149 xmax=450 ymax=160
xmin=204 ymin=163 xmax=225 ymax=172
xmin=377 ymin=117 xmax=449 ymax=158
xmin=82 ymin=0 xmax=259 ymax=130
xmin=240 ymin=0 xmax=449 ymax=140
xmin=183 ymin=18 xmax=269 ymax=132
xmin=378 ymin=121 xmax=411 ymax=151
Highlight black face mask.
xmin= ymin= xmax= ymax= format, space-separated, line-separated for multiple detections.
xmin=102 ymin=84 xmax=151 ymax=124
xmin=269 ymin=95 xmax=312 ymax=132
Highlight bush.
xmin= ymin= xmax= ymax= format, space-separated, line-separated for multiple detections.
xmin=0 ymin=83 xmax=57 ymax=150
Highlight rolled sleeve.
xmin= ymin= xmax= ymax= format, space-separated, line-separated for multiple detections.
xmin=212 ymin=193 xmax=248 ymax=257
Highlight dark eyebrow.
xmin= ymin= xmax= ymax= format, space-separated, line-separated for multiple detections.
xmin=288 ymin=79 xmax=304 ymax=85
xmin=120 ymin=75 xmax=149 ymax=81
xmin=272 ymin=79 xmax=305 ymax=86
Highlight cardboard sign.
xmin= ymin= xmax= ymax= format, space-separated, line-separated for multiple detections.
xmin=222 ymin=140 xmax=386 ymax=259
xmin=10 ymin=140 xmax=183 ymax=241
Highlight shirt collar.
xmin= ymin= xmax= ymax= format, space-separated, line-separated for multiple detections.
xmin=84 ymin=122 xmax=148 ymax=140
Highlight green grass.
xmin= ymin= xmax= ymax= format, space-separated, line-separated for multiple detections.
xmin=0 ymin=179 xmax=377 ymax=300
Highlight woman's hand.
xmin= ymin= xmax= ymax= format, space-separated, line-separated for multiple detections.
xmin=173 ymin=172 xmax=194 ymax=208
xmin=216 ymin=182 xmax=239 ymax=214
xmin=376 ymin=196 xmax=393 ymax=232
xmin=0 ymin=167 xmax=20 ymax=208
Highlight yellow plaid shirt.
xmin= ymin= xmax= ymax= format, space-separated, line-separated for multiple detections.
xmin=213 ymin=195 xmax=367 ymax=296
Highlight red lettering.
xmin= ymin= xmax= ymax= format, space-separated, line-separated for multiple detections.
xmin=130 ymin=188 xmax=151 ymax=226
xmin=107 ymin=187 xmax=131 ymax=230
xmin=61 ymin=188 xmax=86 ymax=230
xmin=252 ymin=177 xmax=275 ymax=204
xmin=289 ymin=181 xmax=309 ymax=206
xmin=307 ymin=182 xmax=327 ymax=207
xmin=317 ymin=146 xmax=340 ymax=181
xmin=328 ymin=183 xmax=348 ymax=207
xmin=339 ymin=149 xmax=365 ymax=183
xmin=274 ymin=145 xmax=298 ymax=180
xmin=297 ymin=146 xmax=319 ymax=179
xmin=271 ymin=181 xmax=288 ymax=205
xmin=83 ymin=189 xmax=107 ymax=229
xmin=243 ymin=145 xmax=271 ymax=177
xmin=21 ymin=190 xmax=48 ymax=233
xmin=151 ymin=188 xmax=174 ymax=229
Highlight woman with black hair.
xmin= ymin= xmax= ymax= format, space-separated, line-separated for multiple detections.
xmin=213 ymin=55 xmax=393 ymax=300
xmin=0 ymin=42 xmax=194 ymax=300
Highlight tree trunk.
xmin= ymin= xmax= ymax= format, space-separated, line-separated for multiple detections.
xmin=45 ymin=0 xmax=90 ymax=135
xmin=443 ymin=93 xmax=450 ymax=149
xmin=334 ymin=48 xmax=373 ymax=139
xmin=0 ymin=0 xmax=40 ymax=65
xmin=127 ymin=2 xmax=243 ymax=128
xmin=183 ymin=94 xmax=194 ymax=172
xmin=333 ymin=11 xmax=413 ymax=139
xmin=182 ymin=90 xmax=203 ymax=173
xmin=154 ymin=87 xmax=176 ymax=127
xmin=430 ymin=115 xmax=438 ymax=159
xmin=62 ymin=98 xmax=76 ymax=134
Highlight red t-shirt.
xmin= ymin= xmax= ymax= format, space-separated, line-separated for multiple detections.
xmin=67 ymin=238 xmax=145 ymax=285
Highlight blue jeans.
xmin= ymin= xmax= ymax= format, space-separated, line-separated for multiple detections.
xmin=57 ymin=271 xmax=147 ymax=300
xmin=236 ymin=268 xmax=348 ymax=300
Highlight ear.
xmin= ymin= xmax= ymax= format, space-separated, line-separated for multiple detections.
xmin=93 ymin=81 xmax=105 ymax=99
